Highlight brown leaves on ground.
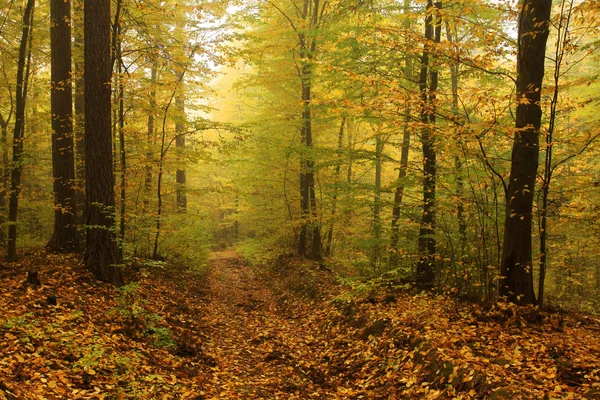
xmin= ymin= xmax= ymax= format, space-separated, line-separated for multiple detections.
xmin=1 ymin=251 xmax=600 ymax=399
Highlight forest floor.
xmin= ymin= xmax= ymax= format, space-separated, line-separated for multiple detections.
xmin=1 ymin=250 xmax=600 ymax=399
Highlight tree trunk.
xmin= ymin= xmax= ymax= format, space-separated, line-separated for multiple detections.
xmin=416 ymin=0 xmax=441 ymax=289
xmin=0 ymin=114 xmax=10 ymax=248
xmin=297 ymin=0 xmax=322 ymax=260
xmin=499 ymin=0 xmax=552 ymax=305
xmin=144 ymin=62 xmax=157 ymax=215
xmin=116 ymin=22 xmax=126 ymax=256
xmin=390 ymin=0 xmax=413 ymax=258
xmin=84 ymin=0 xmax=123 ymax=285
xmin=48 ymin=0 xmax=78 ymax=252
xmin=175 ymin=94 xmax=187 ymax=213
xmin=446 ymin=23 xmax=467 ymax=255
xmin=7 ymin=0 xmax=35 ymax=262
xmin=372 ymin=131 xmax=384 ymax=267
xmin=73 ymin=0 xmax=85 ymax=230
xmin=324 ymin=116 xmax=346 ymax=256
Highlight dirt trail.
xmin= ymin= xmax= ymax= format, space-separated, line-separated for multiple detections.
xmin=200 ymin=250 xmax=333 ymax=399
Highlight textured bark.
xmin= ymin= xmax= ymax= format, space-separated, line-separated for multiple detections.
xmin=416 ymin=0 xmax=441 ymax=289
xmin=84 ymin=0 xmax=123 ymax=285
xmin=500 ymin=0 xmax=552 ymax=305
xmin=48 ymin=0 xmax=78 ymax=252
xmin=7 ymin=0 xmax=35 ymax=262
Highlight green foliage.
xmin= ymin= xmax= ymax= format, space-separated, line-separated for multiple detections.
xmin=1 ymin=313 xmax=35 ymax=330
xmin=236 ymin=237 xmax=292 ymax=266
xmin=74 ymin=344 xmax=105 ymax=373
xmin=159 ymin=214 xmax=212 ymax=272
xmin=113 ymin=282 xmax=176 ymax=350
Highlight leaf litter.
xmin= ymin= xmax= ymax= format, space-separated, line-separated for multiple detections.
xmin=0 ymin=251 xmax=599 ymax=399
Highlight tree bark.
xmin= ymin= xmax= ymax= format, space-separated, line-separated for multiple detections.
xmin=84 ymin=0 xmax=123 ymax=285
xmin=48 ymin=0 xmax=78 ymax=252
xmin=297 ymin=0 xmax=322 ymax=260
xmin=416 ymin=0 xmax=441 ymax=289
xmin=7 ymin=0 xmax=35 ymax=262
xmin=116 ymin=21 xmax=126 ymax=256
xmin=324 ymin=116 xmax=346 ymax=256
xmin=499 ymin=0 xmax=552 ymax=305
xmin=144 ymin=61 xmax=157 ymax=215
xmin=73 ymin=0 xmax=85 ymax=230
xmin=175 ymin=93 xmax=187 ymax=213
xmin=390 ymin=0 xmax=413 ymax=258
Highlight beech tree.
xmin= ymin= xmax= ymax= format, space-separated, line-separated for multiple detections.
xmin=7 ymin=0 xmax=35 ymax=262
xmin=499 ymin=0 xmax=552 ymax=304
xmin=416 ymin=0 xmax=442 ymax=289
xmin=47 ymin=0 xmax=78 ymax=252
xmin=84 ymin=0 xmax=123 ymax=285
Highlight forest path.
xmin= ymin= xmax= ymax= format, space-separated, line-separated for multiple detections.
xmin=200 ymin=250 xmax=333 ymax=399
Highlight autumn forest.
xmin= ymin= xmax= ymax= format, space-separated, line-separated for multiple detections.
xmin=1 ymin=0 xmax=600 ymax=398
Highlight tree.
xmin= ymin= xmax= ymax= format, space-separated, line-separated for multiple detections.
xmin=47 ymin=0 xmax=78 ymax=252
xmin=84 ymin=0 xmax=123 ymax=285
xmin=7 ymin=0 xmax=36 ymax=262
xmin=499 ymin=0 xmax=552 ymax=305
xmin=416 ymin=0 xmax=442 ymax=290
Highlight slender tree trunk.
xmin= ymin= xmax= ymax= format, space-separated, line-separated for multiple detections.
xmin=297 ymin=0 xmax=322 ymax=260
xmin=390 ymin=0 xmax=413 ymax=258
xmin=538 ymin=0 xmax=572 ymax=308
xmin=7 ymin=0 xmax=35 ymax=262
xmin=73 ymin=0 xmax=85 ymax=231
xmin=0 ymin=114 xmax=10 ymax=248
xmin=153 ymin=72 xmax=186 ymax=259
xmin=175 ymin=93 xmax=187 ymax=213
xmin=416 ymin=0 xmax=441 ymax=289
xmin=446 ymin=24 xmax=467 ymax=255
xmin=116 ymin=23 xmax=126 ymax=256
xmin=84 ymin=0 xmax=123 ymax=285
xmin=372 ymin=131 xmax=384 ymax=267
xmin=324 ymin=116 xmax=346 ymax=256
xmin=499 ymin=0 xmax=552 ymax=305
xmin=144 ymin=62 xmax=157 ymax=213
xmin=48 ymin=0 xmax=78 ymax=252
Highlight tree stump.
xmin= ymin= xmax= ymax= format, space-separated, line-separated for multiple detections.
xmin=26 ymin=271 xmax=41 ymax=287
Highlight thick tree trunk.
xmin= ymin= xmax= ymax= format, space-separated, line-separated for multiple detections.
xmin=84 ymin=0 xmax=123 ymax=285
xmin=416 ymin=0 xmax=441 ymax=289
xmin=7 ymin=0 xmax=35 ymax=262
xmin=499 ymin=0 xmax=552 ymax=305
xmin=48 ymin=0 xmax=78 ymax=252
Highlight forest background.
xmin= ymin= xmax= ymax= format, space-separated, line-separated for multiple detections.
xmin=0 ymin=0 xmax=599 ymax=310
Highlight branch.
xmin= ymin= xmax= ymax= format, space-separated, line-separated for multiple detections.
xmin=550 ymin=132 xmax=600 ymax=176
